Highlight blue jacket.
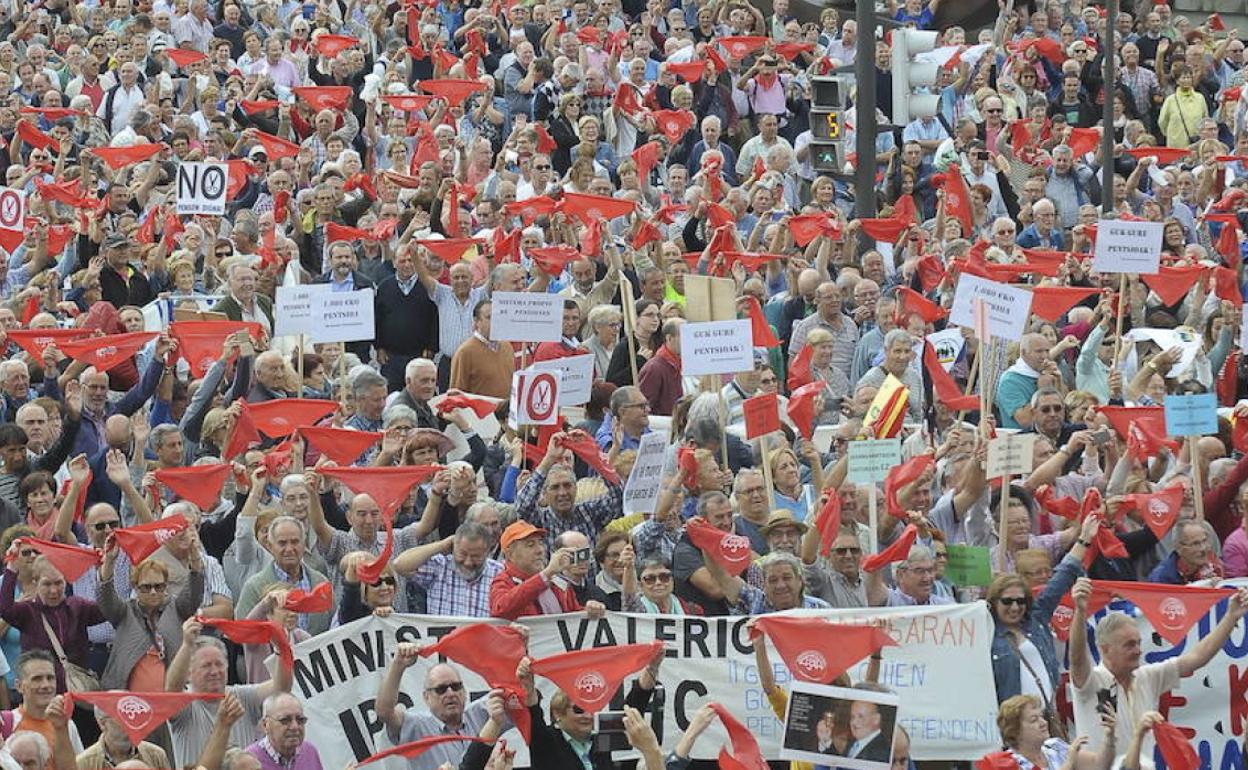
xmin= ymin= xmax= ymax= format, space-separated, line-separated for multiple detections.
xmin=1146 ymin=552 xmax=1185 ymax=584
xmin=990 ymin=553 xmax=1084 ymax=702
xmin=1016 ymin=224 xmax=1067 ymax=250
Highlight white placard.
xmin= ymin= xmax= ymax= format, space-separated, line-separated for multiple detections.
xmin=1091 ymin=219 xmax=1164 ymax=274
xmin=311 ymin=288 xmax=375 ymax=343
xmin=530 ymin=353 xmax=594 ymax=406
xmin=622 ymin=430 xmax=669 ymax=514
xmin=949 ymin=274 xmax=1034 ymax=342
xmin=1122 ymin=327 xmax=1203 ymax=378
xmin=986 ymin=432 xmax=1036 ymax=478
xmin=489 ymin=292 xmax=563 ymax=343
xmin=680 ymin=319 xmax=755 ymax=376
xmin=274 ymin=284 xmax=330 ymax=339
xmin=0 ymin=187 xmax=26 ymax=232
xmin=925 ymin=328 xmax=965 ymax=372
xmin=175 ymin=161 xmax=228 ymax=215
xmin=510 ymin=366 xmax=562 ymax=425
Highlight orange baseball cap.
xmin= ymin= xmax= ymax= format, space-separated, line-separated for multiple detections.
xmin=500 ymin=521 xmax=548 ymax=550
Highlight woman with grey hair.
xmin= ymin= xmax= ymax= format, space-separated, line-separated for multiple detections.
xmin=585 ymin=305 xmax=622 ymax=379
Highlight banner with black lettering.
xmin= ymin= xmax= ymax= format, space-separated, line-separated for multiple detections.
xmin=286 ymin=604 xmax=999 ymax=769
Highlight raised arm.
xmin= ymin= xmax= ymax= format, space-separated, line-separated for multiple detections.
xmin=1069 ymin=577 xmax=1093 ymax=688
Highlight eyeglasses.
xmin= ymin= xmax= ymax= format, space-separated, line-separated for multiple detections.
xmin=998 ymin=596 xmax=1027 ymax=606
xmin=370 ymin=576 xmax=397 ymax=587
xmin=995 ymin=229 xmax=1015 ymax=235
xmin=934 ymin=551 xmax=948 ymax=559
xmin=984 ymin=108 xmax=1002 ymax=113
xmin=136 ymin=582 xmax=167 ymax=593
xmin=273 ymin=714 xmax=309 ymax=725
xmin=426 ymin=682 xmax=465 ymax=694
xmin=641 ymin=572 xmax=672 ymax=584
xmin=1037 ymin=404 xmax=1064 ymax=414
xmin=622 ymin=402 xmax=649 ymax=411
xmin=92 ymin=520 xmax=121 ymax=531
xmin=533 ymin=164 xmax=551 ymax=170
xmin=832 ymin=546 xmax=861 ymax=555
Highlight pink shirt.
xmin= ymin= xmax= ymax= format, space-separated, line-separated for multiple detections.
xmin=1223 ymin=527 xmax=1248 ymax=578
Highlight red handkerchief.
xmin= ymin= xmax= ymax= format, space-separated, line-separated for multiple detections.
xmin=67 ymin=691 xmax=221 ymax=744
xmin=530 ymin=642 xmax=662 ymax=714
xmin=750 ymin=617 xmax=895 ymax=683
xmin=153 ymin=464 xmax=230 ymax=510
xmin=685 ymin=517 xmax=753 ymax=575
xmin=88 ymin=143 xmax=164 ymax=169
xmin=59 ymin=332 xmax=158 ymax=373
xmin=299 ymin=425 xmax=382 ymax=466
xmin=113 ymin=515 xmax=190 ymax=564
xmin=246 ymin=398 xmax=338 ymax=438
xmin=293 ymin=86 xmax=352 ymax=111
xmin=19 ymin=537 xmax=100 ymax=582
xmin=318 ymin=465 xmax=445 ymax=518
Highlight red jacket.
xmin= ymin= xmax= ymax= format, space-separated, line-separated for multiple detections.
xmin=489 ymin=562 xmax=582 ymax=620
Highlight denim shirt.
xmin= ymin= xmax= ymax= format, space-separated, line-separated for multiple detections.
xmin=990 ymin=553 xmax=1084 ymax=702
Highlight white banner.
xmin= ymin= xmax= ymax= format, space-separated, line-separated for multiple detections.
xmin=680 ymin=319 xmax=755 ymax=376
xmin=490 ymin=292 xmax=563 ymax=343
xmin=530 ymin=353 xmax=594 ymax=406
xmin=1091 ymin=219 xmax=1164 ymax=274
xmin=312 ymin=288 xmax=375 ymax=343
xmin=287 ymin=605 xmax=1000 ymax=770
xmin=274 ymin=284 xmax=330 ymax=339
xmin=176 ymin=161 xmax=228 ymax=215
xmin=949 ymin=274 xmax=1033 ymax=342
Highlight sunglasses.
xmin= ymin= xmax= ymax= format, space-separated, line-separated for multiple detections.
xmin=832 ymin=546 xmax=861 ymax=555
xmin=136 ymin=582 xmax=167 ymax=593
xmin=533 ymin=164 xmax=552 ymax=170
xmin=370 ymin=576 xmax=397 ymax=587
xmin=92 ymin=520 xmax=121 ymax=531
xmin=998 ymin=597 xmax=1027 ymax=607
xmin=641 ymin=572 xmax=672 ymax=584
xmin=426 ymin=682 xmax=464 ymax=694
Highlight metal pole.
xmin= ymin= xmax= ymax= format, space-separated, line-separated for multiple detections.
xmin=854 ymin=1 xmax=877 ymax=220
xmin=1101 ymin=0 xmax=1117 ymax=214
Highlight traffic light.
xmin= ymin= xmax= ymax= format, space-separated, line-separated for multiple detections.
xmin=809 ymin=76 xmax=848 ymax=173
xmin=890 ymin=28 xmax=940 ymax=125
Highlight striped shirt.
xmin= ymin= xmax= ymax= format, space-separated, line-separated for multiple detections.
xmin=789 ymin=312 xmax=859 ymax=375
xmin=431 ymin=284 xmax=487 ymax=358
xmin=514 ymin=470 xmax=624 ymax=551
xmin=318 ymin=524 xmax=427 ymax=612
xmin=412 ymin=554 xmax=503 ymax=617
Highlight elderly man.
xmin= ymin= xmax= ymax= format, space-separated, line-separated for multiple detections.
xmin=731 ymin=469 xmax=772 ymax=553
xmin=489 ymin=521 xmax=605 ymax=620
xmin=1 ymin=392 xmax=81 ymax=514
xmin=13 ymin=404 xmax=50 ymax=455
xmin=671 ymin=492 xmax=755 ymax=616
xmin=73 ymin=501 xmax=125 ymax=674
xmin=1016 ymin=198 xmax=1066 ymax=249
xmin=867 ymin=544 xmax=955 ymax=607
xmin=166 ymin=623 xmax=292 ymax=767
xmin=704 ymin=550 xmax=830 ymax=614
xmin=637 ymin=318 xmax=685 ymax=416
xmin=856 ymin=329 xmax=924 ymax=423
xmin=845 ymin=700 xmax=890 ymax=761
xmin=97 ymin=62 xmax=144 ymax=134
xmin=344 ymin=370 xmax=388 ymax=433
xmin=245 ymin=694 xmax=323 ymax=770
xmin=1147 ymin=519 xmax=1221 ymax=584
xmin=77 ymin=707 xmax=169 ymax=770
xmin=559 ymin=258 xmax=621 ymax=330
xmin=2 ymin=363 xmax=56 ymax=424
xmin=235 ymin=517 xmax=334 ymax=634
xmin=8 ymin=732 xmax=51 ymax=770
xmin=375 ymin=246 xmax=439 ymax=392
xmin=394 ymin=521 xmax=503 ymax=617
xmin=97 ymin=233 xmax=154 ymax=308
xmin=448 ymin=300 xmax=513 ymax=399
xmin=390 ymin=358 xmax=442 ymax=429
xmin=802 ymin=523 xmax=868 ymax=608
xmin=850 ymin=297 xmax=898 ymax=385
xmin=246 ymin=351 xmax=290 ymax=402
xmin=597 ymin=386 xmax=652 ymax=451
xmin=997 ymin=333 xmax=1057 ymax=429
xmin=67 ymin=332 xmax=168 ymax=459
xmin=377 ymin=650 xmax=500 ymax=770
xmin=1070 ymin=578 xmax=1248 ymax=752
xmin=790 ymin=282 xmax=859 ymax=376
xmin=211 ymin=262 xmax=274 ymax=332
xmin=515 ymin=435 xmax=623 ymax=553
xmin=413 ymin=251 xmax=487 ymax=388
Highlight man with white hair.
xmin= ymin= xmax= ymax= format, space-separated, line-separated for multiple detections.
xmin=394 ymin=520 xmax=503 ymax=617
xmin=235 ymin=516 xmax=334 ymax=633
xmin=997 ymin=333 xmax=1056 ymax=430
xmin=245 ymin=694 xmax=322 ymax=770
xmin=97 ymin=62 xmax=144 ymax=134
xmin=173 ymin=0 xmax=215 ymax=52
xmin=412 ymin=244 xmax=488 ymax=388
xmin=13 ymin=404 xmax=49 ymax=456
xmin=1017 ymin=198 xmax=1066 ymax=249
xmin=211 ymin=262 xmax=274 ymax=332
xmin=866 ymin=544 xmax=954 ymax=606
xmin=686 ymin=115 xmax=739 ymax=182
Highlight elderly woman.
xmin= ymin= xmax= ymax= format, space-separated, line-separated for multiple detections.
xmin=988 ymin=515 xmax=1096 ymax=710
xmin=584 ymin=532 xmax=629 ymax=611
xmin=705 ymin=550 xmax=831 ymax=614
xmin=804 ymin=327 xmax=851 ymax=423
xmin=768 ymin=445 xmax=822 ymax=521
xmin=98 ymin=541 xmax=201 ymax=690
xmin=338 ymin=552 xmax=400 ymax=624
xmin=620 ymin=542 xmax=701 ymax=614
xmin=18 ymin=471 xmax=62 ymax=541
xmin=585 ymin=305 xmax=622 ymax=380
xmin=0 ymin=549 xmax=105 ymax=692
xmin=988 ymin=485 xmax=1092 ymax=572
xmin=996 ymin=694 xmax=1110 ymax=770
xmin=575 ymin=114 xmax=618 ymax=175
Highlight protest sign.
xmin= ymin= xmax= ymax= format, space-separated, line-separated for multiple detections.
xmin=847 ymin=439 xmax=902 ymax=484
xmin=744 ymin=393 xmax=781 ymax=439
xmin=949 ymin=275 xmax=1033 ymax=342
xmin=176 ymin=162 xmax=228 ymax=215
xmin=529 ymin=353 xmax=594 ymax=406
xmin=684 ymin=275 xmax=738 ymax=322
xmin=1091 ymin=219 xmax=1164 ymax=274
xmin=510 ymin=367 xmax=561 ymax=425
xmin=622 ymin=430 xmax=669 ymax=514
xmin=313 ymin=289 xmax=375 ymax=343
xmin=925 ymin=329 xmax=965 ymax=372
xmin=286 ymin=604 xmax=999 ymax=770
xmin=490 ymin=292 xmax=563 ymax=342
xmin=986 ymin=433 xmax=1036 ymax=478
xmin=680 ymin=320 xmax=754 ymax=376
xmin=0 ymin=187 xmax=26 ymax=233
xmin=1122 ymin=327 xmax=1203 ymax=378
xmin=943 ymin=545 xmax=992 ymax=587
xmin=1163 ymin=392 xmax=1219 ymax=436
xmin=782 ymin=682 xmax=900 ymax=769
xmin=274 ymin=284 xmax=329 ymax=339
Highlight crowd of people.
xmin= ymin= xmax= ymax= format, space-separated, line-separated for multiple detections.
xmin=0 ymin=0 xmax=1244 ymax=768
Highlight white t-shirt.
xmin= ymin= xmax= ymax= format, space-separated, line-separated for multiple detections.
xmin=1072 ymin=658 xmax=1180 ymax=755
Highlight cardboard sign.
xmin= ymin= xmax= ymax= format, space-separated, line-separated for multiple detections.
xmin=312 ymin=288 xmax=375 ymax=343
xmin=510 ymin=366 xmax=562 ymax=425
xmin=846 ymin=438 xmax=902 ymax=483
xmin=743 ymin=393 xmax=781 ymax=439
xmin=490 ymin=292 xmax=563 ymax=343
xmin=986 ymin=432 xmax=1036 ymax=478
xmin=530 ymin=353 xmax=594 ymax=407
xmin=274 ymin=284 xmax=330 ymax=339
xmin=1091 ymin=219 xmax=1164 ymax=274
xmin=680 ymin=320 xmax=755 ymax=376
xmin=926 ymin=328 xmax=965 ymax=372
xmin=782 ymin=682 xmax=900 ymax=769
xmin=684 ymin=274 xmax=738 ymax=322
xmin=949 ymin=274 xmax=1033 ymax=342
xmin=0 ymin=187 xmax=26 ymax=233
xmin=944 ymin=545 xmax=992 ymax=587
xmin=176 ymin=162 xmax=228 ymax=215
xmin=622 ymin=430 xmax=669 ymax=514
xmin=1164 ymin=392 xmax=1218 ymax=436
xmin=1123 ymin=327 xmax=1203 ymax=378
